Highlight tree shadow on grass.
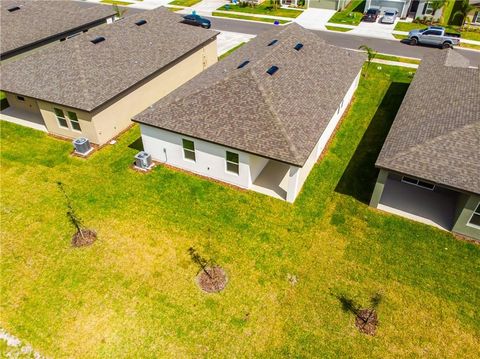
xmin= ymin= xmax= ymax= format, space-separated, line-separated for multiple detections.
xmin=128 ymin=137 xmax=144 ymax=152
xmin=335 ymin=82 xmax=409 ymax=204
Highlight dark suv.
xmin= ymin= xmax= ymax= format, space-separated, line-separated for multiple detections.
xmin=362 ymin=8 xmax=380 ymax=22
xmin=182 ymin=14 xmax=211 ymax=29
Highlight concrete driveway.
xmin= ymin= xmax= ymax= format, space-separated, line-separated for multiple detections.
xmin=295 ymin=8 xmax=336 ymax=30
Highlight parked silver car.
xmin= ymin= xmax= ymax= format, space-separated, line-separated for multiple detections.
xmin=381 ymin=9 xmax=398 ymax=24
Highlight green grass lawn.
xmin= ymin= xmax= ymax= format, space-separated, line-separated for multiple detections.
xmin=325 ymin=25 xmax=352 ymax=32
xmin=169 ymin=0 xmax=202 ymax=7
xmin=394 ymin=22 xmax=480 ymax=41
xmin=328 ymin=0 xmax=365 ymax=26
xmin=219 ymin=42 xmax=246 ymax=60
xmin=1 ymin=66 xmax=479 ymax=358
xmin=374 ymin=53 xmax=421 ymax=64
xmin=212 ymin=11 xmax=290 ymax=24
xmin=166 ymin=6 xmax=183 ymax=12
xmin=100 ymin=0 xmax=133 ymax=5
xmin=217 ymin=3 xmax=303 ymax=18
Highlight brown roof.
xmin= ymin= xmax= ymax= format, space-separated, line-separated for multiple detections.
xmin=0 ymin=0 xmax=116 ymax=57
xmin=0 ymin=7 xmax=218 ymax=111
xmin=133 ymin=24 xmax=365 ymax=167
xmin=376 ymin=50 xmax=480 ymax=195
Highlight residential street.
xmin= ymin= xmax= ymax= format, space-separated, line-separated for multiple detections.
xmin=203 ymin=17 xmax=480 ymax=65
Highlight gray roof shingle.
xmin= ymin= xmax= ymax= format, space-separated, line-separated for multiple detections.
xmin=376 ymin=49 xmax=480 ymax=195
xmin=0 ymin=0 xmax=116 ymax=57
xmin=133 ymin=24 xmax=365 ymax=167
xmin=0 ymin=7 xmax=218 ymax=111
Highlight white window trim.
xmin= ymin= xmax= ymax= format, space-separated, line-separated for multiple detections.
xmin=182 ymin=139 xmax=196 ymax=163
xmin=425 ymin=1 xmax=434 ymax=15
xmin=401 ymin=176 xmax=435 ymax=191
xmin=54 ymin=108 xmax=69 ymax=129
xmin=67 ymin=111 xmax=82 ymax=132
xmin=474 ymin=11 xmax=480 ymax=24
xmin=466 ymin=203 xmax=480 ymax=229
xmin=225 ymin=151 xmax=239 ymax=176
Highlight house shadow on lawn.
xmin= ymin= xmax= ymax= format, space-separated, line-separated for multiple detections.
xmin=335 ymin=82 xmax=410 ymax=204
xmin=128 ymin=137 xmax=144 ymax=152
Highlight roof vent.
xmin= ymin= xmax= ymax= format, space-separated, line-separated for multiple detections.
xmin=237 ymin=60 xmax=250 ymax=69
xmin=267 ymin=39 xmax=278 ymax=46
xmin=7 ymin=6 xmax=21 ymax=12
xmin=135 ymin=19 xmax=147 ymax=26
xmin=294 ymin=43 xmax=303 ymax=51
xmin=90 ymin=36 xmax=105 ymax=44
xmin=266 ymin=66 xmax=279 ymax=76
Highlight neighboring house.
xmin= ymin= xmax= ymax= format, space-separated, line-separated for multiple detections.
xmin=133 ymin=24 xmax=365 ymax=203
xmin=471 ymin=0 xmax=480 ymax=26
xmin=0 ymin=0 xmax=116 ymax=62
xmin=370 ymin=50 xmax=479 ymax=240
xmin=365 ymin=0 xmax=445 ymax=20
xmin=0 ymin=7 xmax=218 ymax=145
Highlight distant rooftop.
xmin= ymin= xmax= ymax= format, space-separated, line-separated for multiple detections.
xmin=0 ymin=7 xmax=218 ymax=112
xmin=134 ymin=24 xmax=365 ymax=167
xmin=376 ymin=50 xmax=480 ymax=195
xmin=0 ymin=0 xmax=116 ymax=58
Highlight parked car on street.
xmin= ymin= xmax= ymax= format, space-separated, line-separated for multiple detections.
xmin=363 ymin=8 xmax=380 ymax=22
xmin=182 ymin=14 xmax=211 ymax=29
xmin=408 ymin=26 xmax=460 ymax=49
xmin=381 ymin=9 xmax=398 ymax=24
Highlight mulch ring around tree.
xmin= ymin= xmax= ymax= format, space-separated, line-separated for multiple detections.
xmin=72 ymin=229 xmax=97 ymax=247
xmin=196 ymin=266 xmax=228 ymax=293
xmin=355 ymin=309 xmax=378 ymax=336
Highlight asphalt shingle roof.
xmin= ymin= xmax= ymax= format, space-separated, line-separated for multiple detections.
xmin=0 ymin=0 xmax=116 ymax=57
xmin=376 ymin=49 xmax=480 ymax=195
xmin=0 ymin=7 xmax=218 ymax=111
xmin=133 ymin=24 xmax=365 ymax=167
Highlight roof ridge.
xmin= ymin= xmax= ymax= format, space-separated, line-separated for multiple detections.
xmin=384 ymin=120 xmax=480 ymax=166
xmin=249 ymin=68 xmax=302 ymax=163
xmin=72 ymin=39 xmax=93 ymax=107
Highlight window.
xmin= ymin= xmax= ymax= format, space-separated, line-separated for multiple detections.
xmin=423 ymin=1 xmax=434 ymax=15
xmin=54 ymin=108 xmax=68 ymax=128
xmin=16 ymin=96 xmax=25 ymax=101
xmin=226 ymin=151 xmax=239 ymax=174
xmin=401 ymin=176 xmax=435 ymax=190
xmin=67 ymin=111 xmax=81 ymax=131
xmin=474 ymin=11 xmax=480 ymax=24
xmin=182 ymin=139 xmax=196 ymax=162
xmin=467 ymin=203 xmax=480 ymax=228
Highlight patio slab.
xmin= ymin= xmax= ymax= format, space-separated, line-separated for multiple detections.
xmin=0 ymin=107 xmax=47 ymax=132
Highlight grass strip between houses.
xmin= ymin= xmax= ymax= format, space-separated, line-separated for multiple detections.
xmin=169 ymin=0 xmax=202 ymax=7
xmin=325 ymin=25 xmax=352 ymax=32
xmin=218 ymin=42 xmax=246 ymax=60
xmin=328 ymin=0 xmax=365 ymax=26
xmin=216 ymin=3 xmax=303 ymax=18
xmin=212 ymin=12 xmax=290 ymax=24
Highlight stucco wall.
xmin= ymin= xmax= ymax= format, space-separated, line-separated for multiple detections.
xmin=37 ymin=100 xmax=96 ymax=141
xmin=249 ymin=155 xmax=270 ymax=184
xmin=295 ymin=70 xmax=361 ymax=198
xmin=452 ymin=194 xmax=480 ymax=240
xmin=140 ymin=125 xmax=252 ymax=189
xmin=91 ymin=40 xmax=218 ymax=144
xmin=4 ymin=93 xmax=39 ymax=114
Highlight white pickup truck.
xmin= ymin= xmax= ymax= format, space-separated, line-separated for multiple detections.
xmin=408 ymin=26 xmax=461 ymax=49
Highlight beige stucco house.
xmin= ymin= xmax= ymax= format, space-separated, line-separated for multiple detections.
xmin=0 ymin=7 xmax=218 ymax=145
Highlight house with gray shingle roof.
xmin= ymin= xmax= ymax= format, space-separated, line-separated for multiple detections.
xmin=0 ymin=7 xmax=218 ymax=145
xmin=370 ymin=49 xmax=480 ymax=240
xmin=133 ymin=24 xmax=365 ymax=202
xmin=0 ymin=0 xmax=116 ymax=61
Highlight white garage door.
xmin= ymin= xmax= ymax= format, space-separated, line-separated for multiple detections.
xmin=369 ymin=0 xmax=405 ymax=15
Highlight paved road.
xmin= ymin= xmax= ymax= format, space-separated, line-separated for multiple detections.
xmin=77 ymin=2 xmax=480 ymax=66
xmin=205 ymin=17 xmax=480 ymax=65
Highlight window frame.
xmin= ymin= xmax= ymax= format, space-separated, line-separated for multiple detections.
xmin=54 ymin=108 xmax=69 ymax=129
xmin=401 ymin=176 xmax=435 ymax=190
xmin=424 ymin=1 xmax=434 ymax=15
xmin=225 ymin=151 xmax=239 ymax=175
xmin=182 ymin=138 xmax=196 ymax=162
xmin=474 ymin=11 xmax=480 ymax=24
xmin=67 ymin=111 xmax=81 ymax=132
xmin=467 ymin=203 xmax=480 ymax=229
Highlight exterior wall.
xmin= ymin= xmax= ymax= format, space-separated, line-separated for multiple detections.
xmin=370 ymin=168 xmax=389 ymax=207
xmin=452 ymin=193 xmax=480 ymax=240
xmin=367 ymin=0 xmax=411 ymax=17
xmin=140 ymin=125 xmax=252 ymax=189
xmin=249 ymin=155 xmax=269 ymax=184
xmin=37 ymin=101 xmax=96 ymax=141
xmin=91 ymin=40 xmax=217 ymax=145
xmin=294 ymin=70 xmax=361 ymax=199
xmin=4 ymin=93 xmax=39 ymax=114
xmin=415 ymin=0 xmax=443 ymax=20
